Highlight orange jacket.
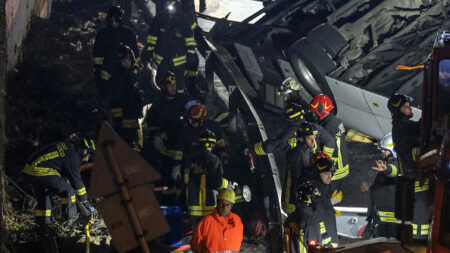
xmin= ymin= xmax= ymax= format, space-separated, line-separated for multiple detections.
xmin=190 ymin=208 xmax=243 ymax=253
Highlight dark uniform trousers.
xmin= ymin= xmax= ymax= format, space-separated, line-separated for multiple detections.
xmin=23 ymin=142 xmax=87 ymax=225
xmin=185 ymin=149 xmax=231 ymax=228
xmin=108 ymin=65 xmax=142 ymax=146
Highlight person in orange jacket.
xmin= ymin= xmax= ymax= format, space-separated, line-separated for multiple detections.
xmin=190 ymin=188 xmax=243 ymax=253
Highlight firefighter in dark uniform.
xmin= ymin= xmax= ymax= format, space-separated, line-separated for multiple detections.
xmin=282 ymin=122 xmax=318 ymax=215
xmin=362 ymin=133 xmax=400 ymax=238
xmin=284 ymin=180 xmax=327 ymax=253
xmin=93 ymin=5 xmax=139 ymax=99
xmin=309 ymin=94 xmax=349 ymax=205
xmin=23 ymin=136 xmax=98 ymax=229
xmin=387 ymin=94 xmax=430 ymax=240
xmin=308 ymin=155 xmax=339 ymax=248
xmin=143 ymin=0 xmax=198 ymax=94
xmin=253 ymin=102 xmax=335 ymax=157
xmin=185 ymin=129 xmax=233 ymax=228
xmin=108 ymin=45 xmax=142 ymax=147
xmin=145 ymin=72 xmax=189 ymax=199
xmin=173 ymin=103 xmax=227 ymax=186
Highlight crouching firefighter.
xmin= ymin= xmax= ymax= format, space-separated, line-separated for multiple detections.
xmin=23 ymin=134 xmax=98 ymax=230
xmin=285 ymin=180 xmax=327 ymax=253
xmin=184 ymin=129 xmax=235 ymax=228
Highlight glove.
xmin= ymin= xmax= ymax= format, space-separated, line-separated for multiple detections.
xmin=171 ymin=165 xmax=181 ymax=181
xmin=82 ymin=201 xmax=99 ymax=219
xmin=330 ymin=190 xmax=343 ymax=205
xmin=153 ymin=135 xmax=166 ymax=152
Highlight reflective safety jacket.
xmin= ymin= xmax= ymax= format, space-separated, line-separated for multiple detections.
xmin=93 ymin=25 xmax=139 ymax=83
xmin=144 ymin=9 xmax=197 ymax=74
xmin=319 ymin=114 xmax=349 ymax=181
xmin=282 ymin=142 xmax=314 ymax=214
xmin=23 ymin=142 xmax=88 ymax=202
xmin=391 ymin=116 xmax=421 ymax=177
xmin=253 ymin=120 xmax=335 ymax=157
xmin=146 ymin=93 xmax=189 ymax=161
xmin=191 ymin=209 xmax=243 ymax=253
xmin=185 ymin=148 xmax=231 ymax=217
xmin=368 ymin=156 xmax=398 ymax=238
xmin=285 ymin=205 xmax=330 ymax=253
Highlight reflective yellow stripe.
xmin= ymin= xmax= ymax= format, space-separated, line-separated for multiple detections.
xmin=133 ymin=69 xmax=138 ymax=75
xmin=191 ymin=22 xmax=197 ymax=30
xmin=332 ymin=138 xmax=349 ymax=181
xmin=331 ymin=243 xmax=338 ymax=248
xmin=388 ymin=164 xmax=398 ymax=177
xmin=160 ymin=148 xmax=183 ymax=160
xmin=185 ymin=37 xmax=197 ymax=47
xmin=172 ymin=55 xmax=187 ymax=67
xmin=319 ymin=221 xmax=326 ymax=234
xmin=147 ymin=35 xmax=157 ymax=44
xmin=101 ymin=70 xmax=111 ymax=80
xmin=220 ymin=178 xmax=229 ymax=189
xmin=198 ymin=138 xmax=216 ymax=143
xmin=61 ymin=196 xmax=76 ymax=204
xmin=188 ymin=205 xmax=215 ymax=216
xmin=199 ymin=175 xmax=206 ymax=215
xmin=71 ymin=195 xmax=76 ymax=203
xmin=32 ymin=151 xmax=60 ymax=166
xmin=110 ymin=108 xmax=123 ymax=118
xmin=312 ymin=140 xmax=318 ymax=153
xmin=122 ymin=119 xmax=138 ymax=128
xmin=289 ymin=112 xmax=301 ymax=119
xmin=377 ymin=211 xmax=401 ymax=223
xmin=412 ymin=224 xmax=418 ymax=234
xmin=188 ymin=49 xmax=196 ymax=54
xmin=186 ymin=70 xmax=198 ymax=76
xmin=323 ymin=146 xmax=334 ymax=157
xmin=412 ymin=147 xmax=420 ymax=161
xmin=147 ymin=46 xmax=155 ymax=51
xmin=94 ymin=57 xmax=104 ymax=65
xmin=415 ymin=179 xmax=429 ymax=192
xmin=254 ymin=142 xmax=267 ymax=155
xmin=23 ymin=164 xmax=61 ymax=177
xmin=76 ymin=187 xmax=87 ymax=196
xmin=155 ymin=54 xmax=163 ymax=65
xmin=421 ymin=224 xmax=430 ymax=235
xmin=36 ymin=209 xmax=51 ymax=217
xmin=184 ymin=173 xmax=189 ymax=185
xmin=322 ymin=236 xmax=331 ymax=245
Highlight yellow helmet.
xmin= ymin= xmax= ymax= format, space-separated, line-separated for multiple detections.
xmin=217 ymin=188 xmax=235 ymax=204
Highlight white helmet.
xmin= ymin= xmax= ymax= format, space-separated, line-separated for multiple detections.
xmin=379 ymin=133 xmax=397 ymax=158
xmin=277 ymin=77 xmax=301 ymax=95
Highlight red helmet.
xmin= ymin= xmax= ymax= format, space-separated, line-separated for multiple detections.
xmin=309 ymin=94 xmax=335 ymax=119
xmin=310 ymin=151 xmax=331 ymax=165
xmin=190 ymin=104 xmax=207 ymax=120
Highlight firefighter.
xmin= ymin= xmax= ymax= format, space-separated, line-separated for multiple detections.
xmin=184 ymin=129 xmax=234 ymax=228
xmin=309 ymin=155 xmax=339 ymax=248
xmin=277 ymin=77 xmax=309 ymax=108
xmin=309 ymin=94 xmax=349 ymax=205
xmin=176 ymin=103 xmax=227 ymax=164
xmin=145 ymin=72 xmax=189 ymax=199
xmin=387 ymin=94 xmax=430 ymax=240
xmin=361 ymin=133 xmax=399 ymax=239
xmin=282 ymin=122 xmax=318 ymax=215
xmin=253 ymin=102 xmax=335 ymax=157
xmin=143 ymin=0 xmax=199 ymax=94
xmin=191 ymin=188 xmax=243 ymax=253
xmin=23 ymin=135 xmax=98 ymax=230
xmin=284 ymin=180 xmax=329 ymax=253
xmin=93 ymin=5 xmax=139 ymax=99
xmin=108 ymin=45 xmax=142 ymax=147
